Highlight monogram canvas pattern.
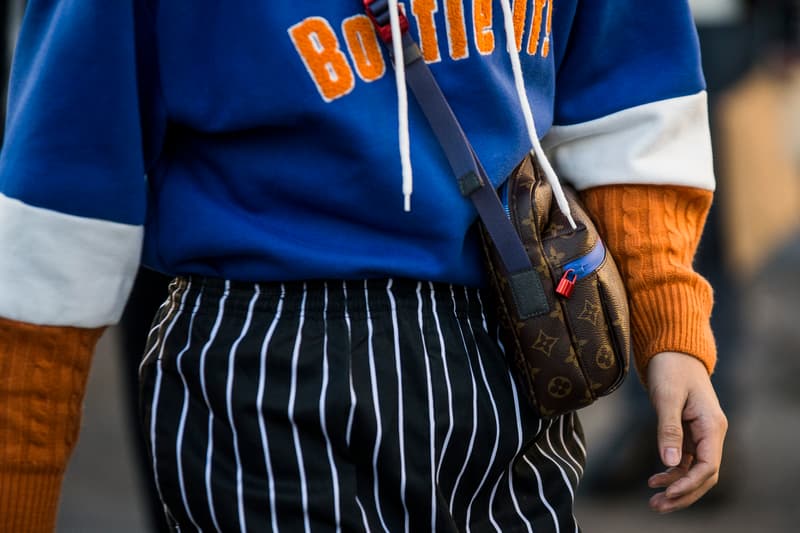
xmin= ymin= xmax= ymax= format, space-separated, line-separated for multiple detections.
xmin=481 ymin=155 xmax=631 ymax=418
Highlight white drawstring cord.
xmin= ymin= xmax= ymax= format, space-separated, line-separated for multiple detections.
xmin=498 ymin=0 xmax=577 ymax=229
xmin=387 ymin=0 xmax=413 ymax=212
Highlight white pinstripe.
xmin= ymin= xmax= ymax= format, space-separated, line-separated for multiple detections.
xmin=523 ymin=454 xmax=561 ymax=533
xmin=416 ymin=283 xmax=438 ymax=532
xmin=225 ymin=285 xmax=261 ymax=533
xmin=287 ymin=286 xmax=311 ymax=533
xmin=256 ymin=285 xmax=285 ymax=533
xmin=199 ymin=280 xmax=230 ymax=533
xmin=463 ymin=289 xmax=502 ymax=532
xmin=156 ymin=280 xmax=582 ymax=530
xmin=356 ymin=498 xmax=370 ymax=530
xmin=364 ymin=281 xmax=391 ymax=533
xmin=487 ymin=481 xmax=504 ymax=533
xmin=174 ymin=289 xmax=204 ymax=530
xmin=142 ymin=297 xmax=171 ymax=350
xmin=480 ymin=297 xmax=513 ymax=533
xmin=430 ymin=283 xmax=456 ymax=489
xmin=147 ymin=282 xmax=191 ymax=524
xmin=447 ymin=286 xmax=480 ymax=516
xmin=320 ymin=283 xmax=343 ymax=532
xmin=343 ymin=283 xmax=357 ymax=448
xmin=386 ymin=280 xmax=410 ymax=533
xmin=342 ymin=285 xmax=367 ymax=524
xmin=138 ymin=291 xmax=178 ymax=378
xmin=534 ymin=439 xmax=579 ymax=531
xmin=559 ymin=416 xmax=585 ymax=476
xmin=474 ymin=290 xmax=489 ymax=333
xmin=494 ymin=330 xmax=535 ymax=533
xmin=571 ymin=413 xmax=588 ymax=461
xmin=548 ymin=420 xmax=581 ymax=486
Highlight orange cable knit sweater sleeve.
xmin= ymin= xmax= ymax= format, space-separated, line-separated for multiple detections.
xmin=0 ymin=317 xmax=104 ymax=532
xmin=579 ymin=184 xmax=716 ymax=378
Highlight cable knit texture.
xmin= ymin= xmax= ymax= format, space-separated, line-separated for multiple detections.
xmin=0 ymin=317 xmax=103 ymax=532
xmin=579 ymin=185 xmax=716 ymax=379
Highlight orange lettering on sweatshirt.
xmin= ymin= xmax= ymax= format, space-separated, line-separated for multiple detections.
xmin=473 ymin=0 xmax=494 ymax=55
xmin=512 ymin=0 xmax=528 ymax=52
xmin=411 ymin=0 xmax=442 ymax=63
xmin=527 ymin=0 xmax=553 ymax=57
xmin=528 ymin=0 xmax=545 ymax=55
xmin=342 ymin=15 xmax=387 ymax=82
xmin=445 ymin=0 xmax=469 ymax=59
xmin=542 ymin=0 xmax=553 ymax=57
xmin=289 ymin=17 xmax=355 ymax=102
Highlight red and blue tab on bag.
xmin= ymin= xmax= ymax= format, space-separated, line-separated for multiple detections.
xmin=363 ymin=0 xmax=410 ymax=43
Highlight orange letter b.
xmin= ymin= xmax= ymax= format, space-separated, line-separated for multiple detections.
xmin=289 ymin=17 xmax=356 ymax=102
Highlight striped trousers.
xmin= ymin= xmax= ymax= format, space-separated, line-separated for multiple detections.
xmin=139 ymin=277 xmax=585 ymax=532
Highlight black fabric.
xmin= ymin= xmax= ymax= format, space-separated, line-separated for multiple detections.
xmin=139 ymin=277 xmax=586 ymax=532
xmin=508 ymin=269 xmax=550 ymax=319
xmin=119 ymin=267 xmax=172 ymax=533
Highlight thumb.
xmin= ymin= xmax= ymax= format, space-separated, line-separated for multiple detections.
xmin=653 ymin=388 xmax=685 ymax=468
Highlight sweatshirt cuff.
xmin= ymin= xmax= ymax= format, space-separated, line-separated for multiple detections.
xmin=629 ymin=272 xmax=716 ymax=376
xmin=579 ymin=184 xmax=716 ymax=378
xmin=0 ymin=317 xmax=104 ymax=532
xmin=0 ymin=468 xmax=64 ymax=532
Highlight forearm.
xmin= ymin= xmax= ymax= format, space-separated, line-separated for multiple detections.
xmin=579 ymin=184 xmax=716 ymax=378
xmin=0 ymin=317 xmax=104 ymax=532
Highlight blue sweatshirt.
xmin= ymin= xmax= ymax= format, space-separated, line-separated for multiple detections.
xmin=0 ymin=1 xmax=714 ymax=327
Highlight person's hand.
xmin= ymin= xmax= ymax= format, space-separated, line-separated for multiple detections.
xmin=645 ymin=351 xmax=727 ymax=513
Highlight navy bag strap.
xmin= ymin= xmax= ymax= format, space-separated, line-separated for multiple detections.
xmin=363 ymin=0 xmax=549 ymax=318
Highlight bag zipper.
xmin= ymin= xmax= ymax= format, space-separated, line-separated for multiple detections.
xmin=500 ymin=180 xmax=606 ymax=297
xmin=500 ymin=180 xmax=511 ymax=218
xmin=555 ymin=239 xmax=606 ymax=298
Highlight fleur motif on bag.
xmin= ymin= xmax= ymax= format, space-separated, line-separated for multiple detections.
xmin=542 ymin=222 xmax=566 ymax=240
xmin=578 ymin=300 xmax=602 ymax=326
xmin=548 ymin=376 xmax=573 ymax=398
xmin=548 ymin=245 xmax=566 ymax=264
xmin=532 ymin=330 xmax=559 ymax=357
xmin=595 ymin=344 xmax=614 ymax=370
xmin=569 ymin=340 xmax=588 ymax=368
xmin=574 ymin=338 xmax=588 ymax=357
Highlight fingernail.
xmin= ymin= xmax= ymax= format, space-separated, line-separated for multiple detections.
xmin=665 ymin=447 xmax=680 ymax=466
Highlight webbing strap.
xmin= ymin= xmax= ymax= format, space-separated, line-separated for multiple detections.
xmin=399 ymin=36 xmax=533 ymax=272
xmin=395 ymin=34 xmax=549 ymax=317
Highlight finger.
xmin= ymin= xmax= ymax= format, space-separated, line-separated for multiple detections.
xmin=664 ymin=459 xmax=717 ymax=499
xmin=687 ymin=414 xmax=726 ymax=477
xmin=651 ymin=386 xmax=686 ymax=467
xmin=648 ymin=469 xmax=683 ymax=489
xmin=663 ymin=422 xmax=724 ymax=498
xmin=649 ymin=475 xmax=718 ymax=514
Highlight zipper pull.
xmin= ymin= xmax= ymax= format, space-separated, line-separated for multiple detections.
xmin=556 ymin=269 xmax=577 ymax=298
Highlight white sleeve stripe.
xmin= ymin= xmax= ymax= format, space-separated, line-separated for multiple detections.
xmin=0 ymin=193 xmax=143 ymax=327
xmin=543 ymin=91 xmax=716 ymax=192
